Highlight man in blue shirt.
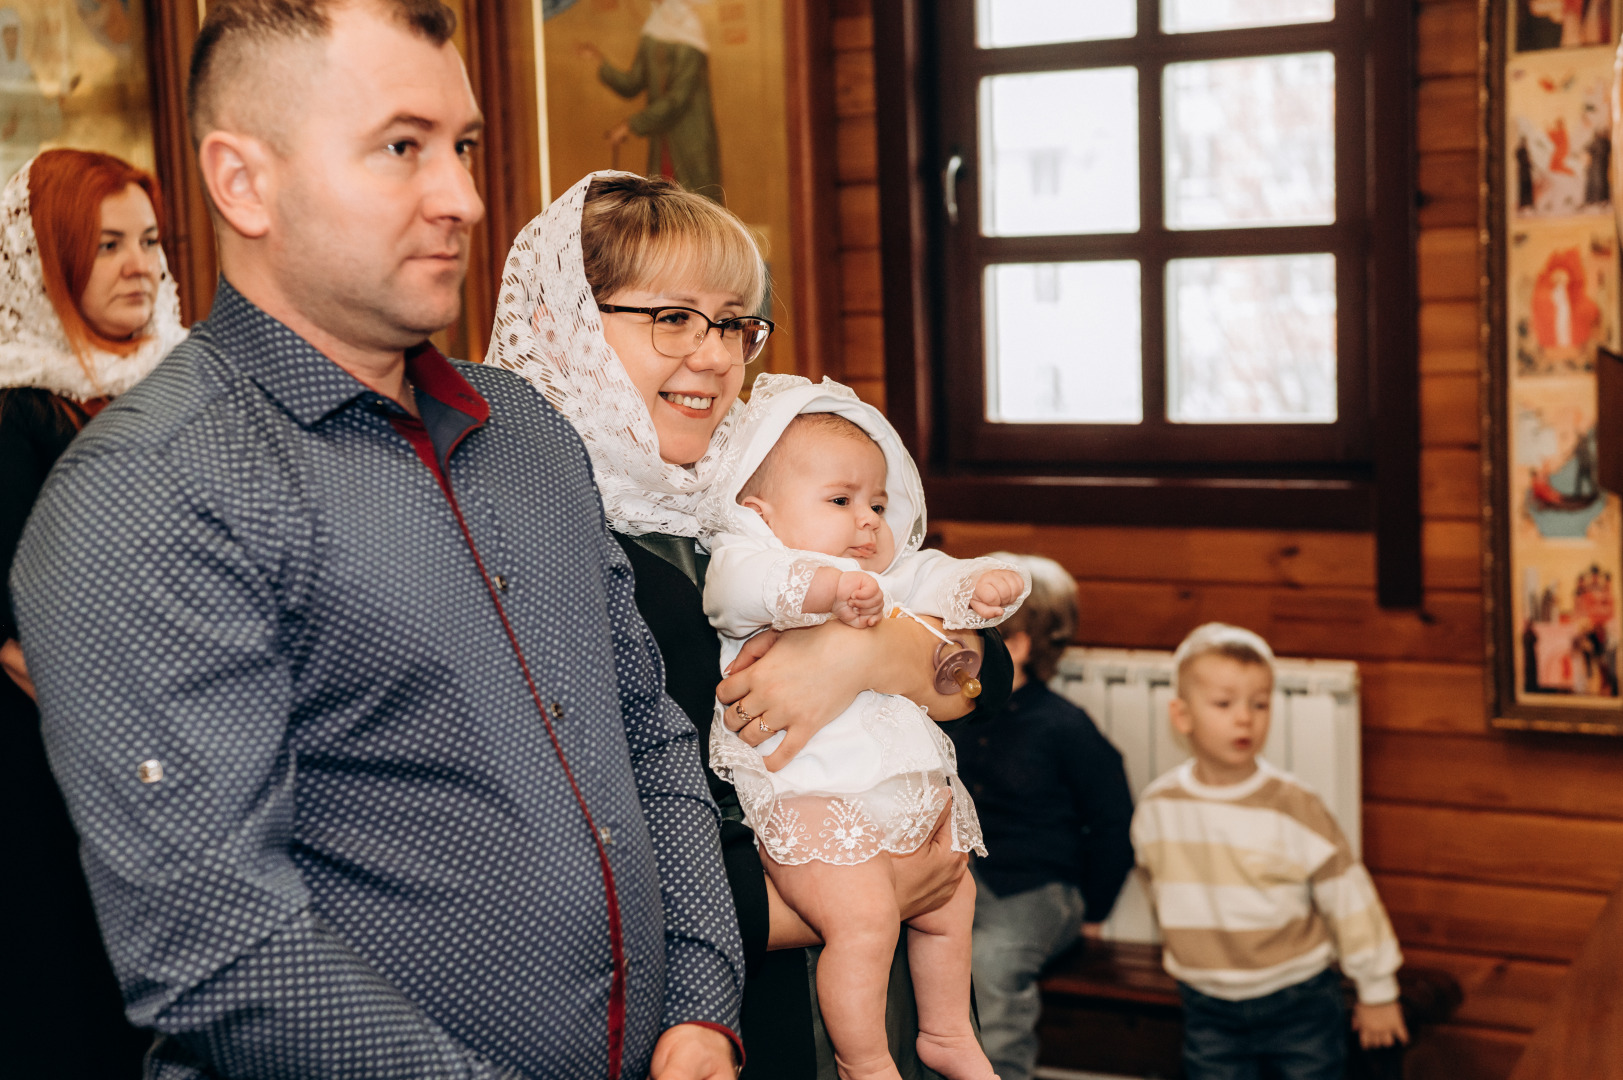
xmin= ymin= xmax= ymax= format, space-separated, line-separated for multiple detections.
xmin=11 ymin=2 xmax=743 ymax=1077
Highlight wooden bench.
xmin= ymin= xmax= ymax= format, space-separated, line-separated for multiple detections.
xmin=1036 ymin=941 xmax=1463 ymax=1078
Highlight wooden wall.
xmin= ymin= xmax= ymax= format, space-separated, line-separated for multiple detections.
xmin=819 ymin=0 xmax=1623 ymax=1074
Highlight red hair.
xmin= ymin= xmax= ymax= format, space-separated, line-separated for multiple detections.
xmin=28 ymin=148 xmax=164 ymax=363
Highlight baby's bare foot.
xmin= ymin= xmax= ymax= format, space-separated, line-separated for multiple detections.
xmin=915 ymin=1032 xmax=999 ymax=1080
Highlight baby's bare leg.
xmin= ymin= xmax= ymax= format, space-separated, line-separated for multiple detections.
xmin=907 ymin=868 xmax=998 ymax=1079
xmin=766 ymin=851 xmax=904 ymax=1080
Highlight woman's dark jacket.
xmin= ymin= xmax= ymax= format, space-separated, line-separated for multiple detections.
xmin=615 ymin=531 xmax=1012 ymax=1080
xmin=2 ymin=387 xmax=150 ymax=1075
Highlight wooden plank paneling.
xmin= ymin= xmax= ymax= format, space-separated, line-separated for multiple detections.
xmin=1421 ymin=150 xmax=1481 ymax=228
xmin=1070 ymin=582 xmax=1481 ymax=662
xmin=1422 ymin=447 xmax=1482 ymax=519
xmin=1365 ymin=804 xmax=1623 ymax=894
xmin=1424 ymin=518 xmax=1482 ymax=590
xmin=1400 ymin=946 xmax=1566 ymax=1033
xmin=841 ymin=314 xmax=885 ymax=378
xmin=1374 ymin=872 xmax=1607 ymax=962
xmin=1417 ymin=2 xmax=1479 ymax=78
xmin=838 ymin=183 xmax=881 ymax=247
xmin=834 ymin=49 xmax=875 ymax=117
xmin=932 ymin=522 xmax=1375 ymax=589
xmin=1422 ymin=373 xmax=1482 ymax=446
xmin=1405 ymin=1024 xmax=1528 ymax=1080
xmin=836 ymin=115 xmax=878 ymax=182
xmin=1364 ymin=731 xmax=1623 ymax=820
xmin=832 ymin=13 xmax=872 ymax=50
xmin=1421 ymin=300 xmax=1483 ymax=374
xmin=1418 ymin=76 xmax=1479 ymax=153
xmin=1360 ymin=661 xmax=1487 ymax=734
xmin=1420 ymin=227 xmax=1481 ymax=301
xmin=840 ymin=248 xmax=883 ymax=312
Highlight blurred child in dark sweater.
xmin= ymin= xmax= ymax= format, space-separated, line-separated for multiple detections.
xmin=949 ymin=553 xmax=1135 ymax=1080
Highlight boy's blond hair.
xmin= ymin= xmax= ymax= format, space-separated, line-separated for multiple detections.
xmin=986 ymin=552 xmax=1077 ymax=683
xmin=1171 ymin=622 xmax=1276 ymax=698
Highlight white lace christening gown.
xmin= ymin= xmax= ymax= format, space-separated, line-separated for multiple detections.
xmin=704 ymin=535 xmax=1025 ymax=866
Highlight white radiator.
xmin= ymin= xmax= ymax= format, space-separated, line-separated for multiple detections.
xmin=1049 ymin=646 xmax=1362 ymax=944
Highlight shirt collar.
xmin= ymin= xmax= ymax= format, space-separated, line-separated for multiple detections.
xmin=203 ymin=279 xmax=391 ymax=428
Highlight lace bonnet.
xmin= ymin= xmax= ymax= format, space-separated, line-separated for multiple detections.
xmin=700 ymin=372 xmax=929 ymax=574
xmin=486 ymin=169 xmax=747 ymax=538
xmin=0 ymin=156 xmax=186 ymax=402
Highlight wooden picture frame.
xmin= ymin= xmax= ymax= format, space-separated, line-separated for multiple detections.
xmin=1481 ymin=0 xmax=1623 ymax=734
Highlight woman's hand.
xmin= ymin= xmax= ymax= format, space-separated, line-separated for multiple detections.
xmin=893 ymin=805 xmax=969 ymax=923
xmin=717 ymin=616 xmax=982 ymax=772
xmin=1 ymin=638 xmax=35 ymax=701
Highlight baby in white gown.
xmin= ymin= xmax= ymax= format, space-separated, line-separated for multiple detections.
xmin=703 ymin=374 xmax=1028 ymax=1080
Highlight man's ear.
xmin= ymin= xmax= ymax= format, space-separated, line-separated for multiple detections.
xmin=739 ymin=495 xmax=772 ymax=524
xmin=197 ymin=130 xmax=275 ymax=240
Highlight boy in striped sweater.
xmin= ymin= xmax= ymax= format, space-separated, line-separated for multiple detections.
xmin=1132 ymin=623 xmax=1407 ymax=1078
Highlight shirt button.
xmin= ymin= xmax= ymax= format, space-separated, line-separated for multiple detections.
xmin=972 ymin=783 xmax=985 ymax=796
xmin=493 ymin=574 xmax=509 ymax=592
xmin=137 ymin=759 xmax=164 ymax=784
xmin=978 ymin=737 xmax=990 ymax=748
xmin=550 ymin=701 xmax=564 ymax=718
xmin=599 ymin=826 xmax=614 ymax=846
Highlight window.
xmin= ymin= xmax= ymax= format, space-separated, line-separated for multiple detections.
xmin=873 ymin=0 xmax=1418 ymax=602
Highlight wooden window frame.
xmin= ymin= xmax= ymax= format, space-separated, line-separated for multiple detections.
xmin=874 ymin=0 xmax=1422 ymax=607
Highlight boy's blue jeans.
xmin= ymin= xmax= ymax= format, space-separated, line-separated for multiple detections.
xmin=1178 ymin=967 xmax=1347 ymax=1080
xmin=967 ymin=870 xmax=1086 ymax=1080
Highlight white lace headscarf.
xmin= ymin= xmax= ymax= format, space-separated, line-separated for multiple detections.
xmin=642 ymin=0 xmax=710 ymax=53
xmin=700 ymin=373 xmax=930 ymax=573
xmin=486 ymin=170 xmax=746 ymax=537
xmin=0 ymin=156 xmax=186 ymax=402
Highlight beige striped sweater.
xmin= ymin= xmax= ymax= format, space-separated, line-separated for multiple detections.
xmin=1131 ymin=758 xmax=1402 ymax=1004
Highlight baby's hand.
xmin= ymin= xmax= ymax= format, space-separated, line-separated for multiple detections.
xmin=969 ymin=569 xmax=1024 ymax=619
xmin=1352 ymin=1000 xmax=1409 ymax=1050
xmin=832 ymin=571 xmax=883 ymax=628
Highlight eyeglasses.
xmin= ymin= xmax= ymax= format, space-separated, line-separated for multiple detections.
xmin=598 ymin=304 xmax=776 ymax=366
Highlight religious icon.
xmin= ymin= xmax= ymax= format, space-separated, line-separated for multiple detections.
xmin=576 ymin=0 xmax=722 ymax=202
xmin=1517 ymin=0 xmax=1614 ymax=52
xmin=1508 ymin=53 xmax=1614 ymax=218
xmin=1510 ymin=225 xmax=1619 ymax=373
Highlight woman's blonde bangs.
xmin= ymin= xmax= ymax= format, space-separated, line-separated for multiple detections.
xmin=581 ymin=175 xmax=767 ymax=313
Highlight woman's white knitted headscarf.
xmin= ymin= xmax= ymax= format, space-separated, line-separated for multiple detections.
xmin=485 ymin=170 xmax=747 ymax=537
xmin=0 ymin=156 xmax=186 ymax=401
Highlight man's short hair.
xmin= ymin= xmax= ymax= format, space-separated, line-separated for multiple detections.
xmin=1171 ymin=622 xmax=1276 ymax=697
xmin=737 ymin=413 xmax=876 ymax=503
xmin=985 ymin=552 xmax=1077 ymax=684
xmin=188 ymin=0 xmax=458 ymax=148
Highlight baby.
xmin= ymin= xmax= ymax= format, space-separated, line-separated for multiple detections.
xmin=703 ymin=374 xmax=1027 ymax=1080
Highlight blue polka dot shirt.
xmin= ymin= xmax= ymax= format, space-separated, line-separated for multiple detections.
xmin=12 ymin=281 xmax=745 ymax=1079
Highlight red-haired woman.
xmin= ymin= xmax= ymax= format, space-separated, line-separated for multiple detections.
xmin=0 ymin=148 xmax=185 ymax=1072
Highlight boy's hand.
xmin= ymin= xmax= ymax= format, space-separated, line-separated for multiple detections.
xmin=832 ymin=571 xmax=883 ymax=627
xmin=1352 ymin=1000 xmax=1409 ymax=1050
xmin=969 ymin=568 xmax=1025 ymax=619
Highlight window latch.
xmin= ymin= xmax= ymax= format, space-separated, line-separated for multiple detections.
xmin=942 ymin=152 xmax=964 ymax=226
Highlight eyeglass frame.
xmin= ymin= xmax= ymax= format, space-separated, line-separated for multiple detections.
xmin=597 ymin=303 xmax=776 ymax=366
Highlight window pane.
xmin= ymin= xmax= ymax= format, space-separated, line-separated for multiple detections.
xmin=977 ymin=0 xmax=1134 ymax=47
xmin=1164 ymin=53 xmax=1335 ymax=230
xmin=1167 ymin=254 xmax=1337 ymax=423
xmin=986 ymin=262 xmax=1143 ymax=424
xmin=1162 ymin=0 xmax=1333 ymax=34
xmin=980 ymin=69 xmax=1139 ymax=236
